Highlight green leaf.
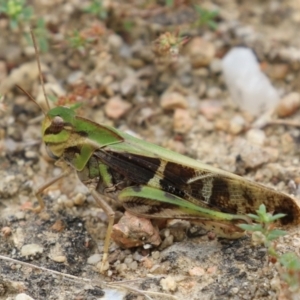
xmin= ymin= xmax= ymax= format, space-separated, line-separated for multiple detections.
xmin=166 ymin=0 xmax=174 ymax=7
xmin=269 ymin=213 xmax=286 ymax=222
xmin=9 ymin=18 xmax=18 ymax=29
xmin=257 ymin=204 xmax=267 ymax=215
xmin=247 ymin=213 xmax=260 ymax=220
xmin=48 ymin=94 xmax=57 ymax=103
xmin=280 ymin=253 xmax=300 ymax=271
xmin=237 ymin=223 xmax=263 ymax=232
xmin=267 ymin=229 xmax=286 ymax=241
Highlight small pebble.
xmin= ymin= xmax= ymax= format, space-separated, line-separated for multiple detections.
xmin=199 ymin=100 xmax=223 ymax=120
xmin=15 ymin=293 xmax=34 ymax=300
xmin=111 ymin=212 xmax=161 ymax=248
xmin=266 ymin=63 xmax=289 ymax=80
xmin=12 ymin=228 xmax=25 ymax=248
xmin=50 ymin=220 xmax=65 ymax=232
xmin=51 ymin=255 xmax=66 ymax=263
xmin=124 ymin=257 xmax=133 ymax=265
xmin=120 ymin=75 xmax=137 ymax=96
xmin=142 ymin=257 xmax=154 ymax=269
xmin=14 ymin=212 xmax=26 ymax=220
xmin=116 ymin=263 xmax=127 ymax=273
xmin=209 ymin=58 xmax=222 ymax=74
xmin=129 ymin=261 xmax=138 ymax=270
xmin=186 ymin=37 xmax=215 ymax=67
xmin=72 ymin=193 xmax=86 ymax=206
xmin=67 ymin=71 xmax=83 ymax=85
xmin=173 ymin=108 xmax=193 ymax=134
xmin=230 ymin=287 xmax=239 ymax=294
xmin=87 ymin=254 xmax=102 ymax=265
xmin=21 ymin=244 xmax=43 ymax=257
xmin=160 ymin=91 xmax=188 ymax=110
xmin=63 ymin=198 xmax=74 ymax=208
xmin=207 ymin=266 xmax=217 ymax=274
xmin=246 ymin=129 xmax=266 ymax=146
xmin=24 ymin=150 xmax=38 ymax=159
xmin=159 ymin=235 xmax=174 ymax=250
xmin=229 ymin=115 xmax=246 ymax=134
xmin=149 ymin=264 xmax=165 ymax=274
xmin=97 ymin=260 xmax=109 ymax=272
xmin=276 ymin=92 xmax=300 ymax=117
xmin=206 ymin=86 xmax=222 ymax=99
xmin=105 ymin=96 xmax=131 ymax=119
xmin=1 ymin=226 xmax=11 ymax=237
xmin=132 ymin=251 xmax=143 ymax=261
xmin=151 ymin=251 xmax=160 ymax=260
xmin=189 ymin=267 xmax=205 ymax=276
xmin=108 ymin=34 xmax=124 ymax=51
xmin=160 ymin=276 xmax=177 ymax=292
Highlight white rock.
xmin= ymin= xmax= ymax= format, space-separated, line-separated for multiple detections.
xmin=15 ymin=293 xmax=34 ymax=300
xmin=160 ymin=276 xmax=177 ymax=292
xmin=87 ymin=254 xmax=102 ymax=265
xmin=21 ymin=244 xmax=43 ymax=257
xmin=246 ymin=129 xmax=266 ymax=146
xmin=222 ymin=47 xmax=280 ymax=116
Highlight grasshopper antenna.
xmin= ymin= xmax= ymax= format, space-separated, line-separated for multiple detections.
xmin=16 ymin=84 xmax=46 ymax=115
xmin=30 ymin=27 xmax=51 ymax=112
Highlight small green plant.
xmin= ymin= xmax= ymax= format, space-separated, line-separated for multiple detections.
xmin=69 ymin=30 xmax=88 ymax=51
xmin=239 ymin=204 xmax=286 ymax=251
xmin=83 ymin=0 xmax=107 ymax=20
xmin=239 ymin=204 xmax=300 ymax=294
xmin=68 ymin=22 xmax=105 ymax=53
xmin=152 ymin=31 xmax=189 ymax=57
xmin=165 ymin=0 xmax=174 ymax=7
xmin=280 ymin=253 xmax=300 ymax=292
xmin=194 ymin=5 xmax=219 ymax=30
xmin=0 ymin=0 xmax=32 ymax=29
xmin=122 ymin=20 xmax=135 ymax=33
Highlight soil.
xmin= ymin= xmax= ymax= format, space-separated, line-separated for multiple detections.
xmin=0 ymin=1 xmax=300 ymax=300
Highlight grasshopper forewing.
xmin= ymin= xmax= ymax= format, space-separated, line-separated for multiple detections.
xmin=24 ymin=30 xmax=300 ymax=273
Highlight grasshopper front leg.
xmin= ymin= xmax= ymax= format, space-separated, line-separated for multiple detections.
xmin=32 ymin=170 xmax=70 ymax=213
xmin=77 ymin=158 xmax=120 ymax=273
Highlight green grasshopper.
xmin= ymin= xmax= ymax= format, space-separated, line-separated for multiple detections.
xmin=23 ymin=32 xmax=300 ymax=273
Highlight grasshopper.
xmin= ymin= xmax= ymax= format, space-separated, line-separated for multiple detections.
xmin=22 ymin=32 xmax=300 ymax=273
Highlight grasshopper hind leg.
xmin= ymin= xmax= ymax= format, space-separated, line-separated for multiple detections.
xmin=119 ymin=185 xmax=248 ymax=239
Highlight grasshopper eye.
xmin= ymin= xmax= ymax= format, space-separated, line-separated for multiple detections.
xmin=45 ymin=145 xmax=59 ymax=160
xmin=51 ymin=116 xmax=64 ymax=133
xmin=52 ymin=116 xmax=64 ymax=128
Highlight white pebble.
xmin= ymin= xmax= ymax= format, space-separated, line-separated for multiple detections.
xmin=222 ymin=47 xmax=280 ymax=116
xmin=15 ymin=293 xmax=35 ymax=300
xmin=21 ymin=244 xmax=43 ymax=257
xmin=87 ymin=254 xmax=102 ymax=265
xmin=246 ymin=129 xmax=266 ymax=146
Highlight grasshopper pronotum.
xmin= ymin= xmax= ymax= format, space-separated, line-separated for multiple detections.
xmin=22 ymin=31 xmax=300 ymax=273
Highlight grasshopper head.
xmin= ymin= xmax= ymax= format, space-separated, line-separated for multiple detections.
xmin=42 ymin=106 xmax=77 ymax=159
